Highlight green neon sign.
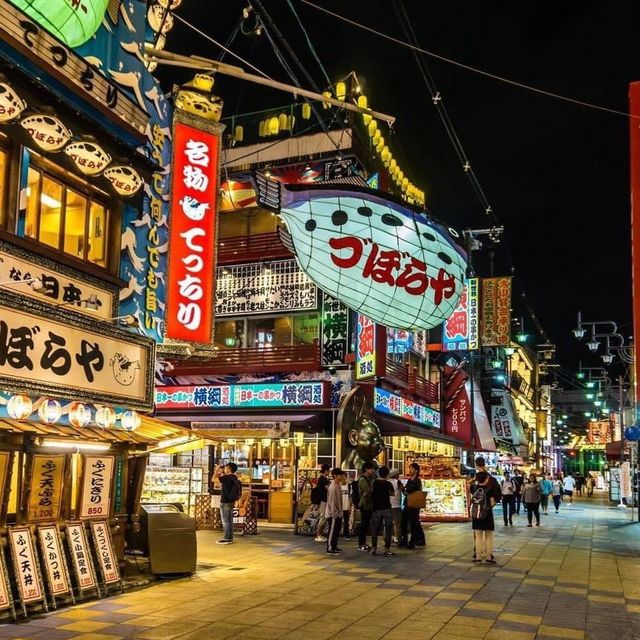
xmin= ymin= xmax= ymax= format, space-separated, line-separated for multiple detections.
xmin=10 ymin=0 xmax=109 ymax=48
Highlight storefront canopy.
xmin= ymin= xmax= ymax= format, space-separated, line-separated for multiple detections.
xmin=375 ymin=413 xmax=464 ymax=447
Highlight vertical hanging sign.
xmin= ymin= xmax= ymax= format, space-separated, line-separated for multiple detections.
xmin=355 ymin=314 xmax=376 ymax=380
xmin=321 ymin=293 xmax=349 ymax=366
xmin=443 ymin=278 xmax=479 ymax=351
xmin=480 ymin=277 xmax=512 ymax=347
xmin=166 ymin=116 xmax=222 ymax=345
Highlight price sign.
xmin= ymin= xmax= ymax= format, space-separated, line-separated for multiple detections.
xmin=8 ymin=527 xmax=44 ymax=604
xmin=27 ymin=454 xmax=65 ymax=522
xmin=65 ymin=522 xmax=97 ymax=591
xmin=79 ymin=455 xmax=114 ymax=519
xmin=37 ymin=525 xmax=71 ymax=597
xmin=89 ymin=521 xmax=120 ymax=585
xmin=0 ymin=547 xmax=11 ymax=611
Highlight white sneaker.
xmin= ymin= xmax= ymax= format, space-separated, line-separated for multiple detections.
xmin=315 ymin=536 xmax=327 ymax=542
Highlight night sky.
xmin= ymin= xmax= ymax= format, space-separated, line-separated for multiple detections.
xmin=166 ymin=0 xmax=639 ymax=373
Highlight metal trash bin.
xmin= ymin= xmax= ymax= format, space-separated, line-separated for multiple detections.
xmin=133 ymin=503 xmax=197 ymax=575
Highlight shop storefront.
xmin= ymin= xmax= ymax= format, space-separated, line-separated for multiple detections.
xmin=154 ymin=381 xmax=336 ymax=524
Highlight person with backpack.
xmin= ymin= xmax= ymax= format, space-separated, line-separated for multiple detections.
xmin=357 ymin=462 xmax=375 ymax=551
xmin=314 ymin=464 xmax=331 ymax=542
xmin=500 ymin=471 xmax=517 ymax=526
xmin=216 ymin=462 xmax=243 ymax=544
xmin=523 ymin=472 xmax=542 ymax=526
xmin=539 ymin=473 xmax=553 ymax=515
xmin=369 ymin=466 xmax=396 ymax=557
xmin=325 ymin=468 xmax=345 ymax=555
xmin=469 ymin=470 xmax=498 ymax=563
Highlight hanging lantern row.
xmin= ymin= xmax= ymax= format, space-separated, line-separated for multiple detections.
xmin=5 ymin=394 xmax=141 ymax=431
xmin=256 ymin=113 xmax=296 ymax=139
xmin=0 ymin=82 xmax=143 ymax=197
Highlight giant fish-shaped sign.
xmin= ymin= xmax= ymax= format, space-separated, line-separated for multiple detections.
xmin=255 ymin=175 xmax=467 ymax=331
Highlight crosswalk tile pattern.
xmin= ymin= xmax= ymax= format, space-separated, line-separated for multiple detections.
xmin=1 ymin=496 xmax=639 ymax=639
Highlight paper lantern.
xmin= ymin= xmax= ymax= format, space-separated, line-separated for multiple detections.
xmin=64 ymin=140 xmax=111 ymax=176
xmin=120 ymin=410 xmax=141 ymax=432
xmin=10 ymin=0 xmax=110 ymax=47
xmin=301 ymin=103 xmax=311 ymax=120
xmin=21 ymin=114 xmax=72 ymax=152
xmin=234 ymin=125 xmax=244 ymax=142
xmin=294 ymin=432 xmax=304 ymax=447
xmin=69 ymin=402 xmax=91 ymax=428
xmin=255 ymin=176 xmax=467 ymax=332
xmin=268 ymin=117 xmax=279 ymax=136
xmin=278 ymin=113 xmax=288 ymax=130
xmin=321 ymin=91 xmax=331 ymax=109
xmin=38 ymin=399 xmax=62 ymax=424
xmin=367 ymin=119 xmax=377 ymax=137
xmin=0 ymin=83 xmax=26 ymax=123
xmin=335 ymin=81 xmax=346 ymax=102
xmin=103 ymin=165 xmax=143 ymax=196
xmin=357 ymin=95 xmax=368 ymax=109
xmin=95 ymin=406 xmax=116 ymax=429
xmin=7 ymin=394 xmax=32 ymax=420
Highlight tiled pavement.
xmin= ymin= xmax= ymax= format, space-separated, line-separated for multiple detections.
xmin=2 ymin=494 xmax=640 ymax=639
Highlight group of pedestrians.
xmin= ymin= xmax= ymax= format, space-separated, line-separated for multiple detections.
xmin=318 ymin=462 xmax=427 ymax=556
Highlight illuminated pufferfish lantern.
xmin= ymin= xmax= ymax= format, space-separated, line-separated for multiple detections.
xmin=255 ymin=174 xmax=468 ymax=332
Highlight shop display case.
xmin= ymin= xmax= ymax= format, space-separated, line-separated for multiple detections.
xmin=421 ymin=478 xmax=469 ymax=521
xmin=141 ymin=466 xmax=204 ymax=516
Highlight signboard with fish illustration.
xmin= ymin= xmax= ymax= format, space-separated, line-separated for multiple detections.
xmin=255 ymin=176 xmax=467 ymax=331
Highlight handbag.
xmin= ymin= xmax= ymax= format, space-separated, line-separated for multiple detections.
xmin=407 ymin=490 xmax=426 ymax=509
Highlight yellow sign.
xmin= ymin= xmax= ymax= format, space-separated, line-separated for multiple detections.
xmin=27 ymin=454 xmax=65 ymax=522
xmin=536 ymin=410 xmax=548 ymax=440
xmin=79 ymin=455 xmax=114 ymax=520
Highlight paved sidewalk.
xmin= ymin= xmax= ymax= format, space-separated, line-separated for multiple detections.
xmin=2 ymin=495 xmax=640 ymax=639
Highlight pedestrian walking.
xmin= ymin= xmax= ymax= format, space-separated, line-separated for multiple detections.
xmin=400 ymin=462 xmax=424 ymax=549
xmin=341 ymin=472 xmax=353 ymax=539
xmin=586 ymin=473 xmax=595 ymax=497
xmin=388 ymin=468 xmax=403 ymax=543
xmin=216 ymin=463 xmax=243 ymax=545
xmin=470 ymin=470 xmax=498 ymax=564
xmin=357 ymin=462 xmax=375 ymax=551
xmin=551 ymin=474 xmax=564 ymax=513
xmin=314 ymin=464 xmax=331 ymax=542
xmin=575 ymin=473 xmax=584 ymax=496
xmin=513 ymin=469 xmax=524 ymax=514
xmin=326 ymin=468 xmax=345 ymax=554
xmin=370 ymin=466 xmax=396 ymax=557
xmin=500 ymin=471 xmax=517 ymax=526
xmin=563 ymin=473 xmax=576 ymax=508
xmin=523 ymin=473 xmax=542 ymax=526
xmin=539 ymin=473 xmax=553 ymax=514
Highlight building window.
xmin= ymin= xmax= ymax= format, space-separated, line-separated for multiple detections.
xmin=23 ymin=160 xmax=111 ymax=267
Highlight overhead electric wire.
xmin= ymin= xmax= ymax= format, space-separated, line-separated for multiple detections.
xmin=299 ymin=0 xmax=640 ymax=121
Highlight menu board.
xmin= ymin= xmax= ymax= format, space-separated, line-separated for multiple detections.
xmin=89 ymin=521 xmax=120 ymax=585
xmin=66 ymin=522 xmax=97 ymax=592
xmin=27 ymin=454 xmax=65 ymax=522
xmin=421 ymin=478 xmax=469 ymax=522
xmin=0 ymin=549 xmax=11 ymax=612
xmin=79 ymin=455 xmax=114 ymax=520
xmin=37 ymin=525 xmax=71 ymax=597
xmin=8 ymin=527 xmax=44 ymax=605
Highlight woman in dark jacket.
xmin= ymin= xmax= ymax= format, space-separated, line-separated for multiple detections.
xmin=399 ymin=462 xmax=423 ymax=549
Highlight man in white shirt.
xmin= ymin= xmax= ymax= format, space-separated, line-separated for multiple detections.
xmin=563 ymin=473 xmax=576 ymax=507
xmin=388 ymin=469 xmax=403 ymax=543
xmin=500 ymin=471 xmax=517 ymax=526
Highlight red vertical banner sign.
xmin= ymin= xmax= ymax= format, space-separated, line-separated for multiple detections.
xmin=480 ymin=277 xmax=512 ymax=347
xmin=629 ymin=82 xmax=640 ymax=415
xmin=166 ymin=118 xmax=221 ymax=344
xmin=442 ymin=364 xmax=472 ymax=447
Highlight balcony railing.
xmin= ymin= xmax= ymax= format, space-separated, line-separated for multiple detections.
xmin=385 ymin=359 xmax=409 ymax=388
xmin=384 ymin=361 xmax=440 ymax=405
xmin=415 ymin=375 xmax=440 ymax=404
xmin=217 ymin=232 xmax=293 ymax=265
xmin=170 ymin=344 xmax=321 ymax=376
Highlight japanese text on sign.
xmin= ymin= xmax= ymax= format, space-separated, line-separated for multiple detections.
xmin=443 ymin=278 xmax=479 ymax=351
xmin=480 ymin=277 xmax=512 ymax=347
xmin=37 ymin=526 xmax=70 ymax=595
xmin=374 ymin=388 xmax=441 ymax=429
xmin=155 ymin=382 xmax=327 ymax=409
xmin=166 ymin=122 xmax=220 ymax=343
xmin=90 ymin=521 xmax=120 ymax=584
xmin=9 ymin=528 xmax=43 ymax=603
xmin=356 ymin=314 xmax=376 ymax=380
xmin=27 ymin=455 xmax=64 ymax=522
xmin=66 ymin=523 xmax=95 ymax=589
xmin=79 ymin=456 xmax=114 ymax=519
xmin=321 ymin=294 xmax=349 ymax=366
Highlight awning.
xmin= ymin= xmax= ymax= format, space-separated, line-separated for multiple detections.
xmin=375 ymin=413 xmax=464 ymax=447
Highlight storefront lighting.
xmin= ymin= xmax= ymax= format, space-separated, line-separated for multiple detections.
xmin=69 ymin=402 xmax=91 ymax=427
xmin=227 ymin=438 xmax=236 ymax=445
xmin=157 ymin=435 xmax=190 ymax=449
xmin=120 ymin=410 xmax=141 ymax=432
xmin=590 ymin=417 xmax=597 ymax=422
xmin=95 ymin=406 xmax=116 ymax=429
xmin=42 ymin=440 xmax=110 ymax=451
xmin=245 ymin=438 xmax=254 ymax=446
xmin=262 ymin=438 xmax=272 ymax=447
xmin=64 ymin=140 xmax=112 ymax=176
xmin=294 ymin=433 xmax=304 ymax=447
xmin=103 ymin=165 xmax=143 ymax=196
xmin=280 ymin=439 xmax=290 ymax=447
xmin=21 ymin=114 xmax=72 ymax=152
xmin=38 ymin=399 xmax=62 ymax=424
xmin=0 ymin=82 xmax=26 ymax=123
xmin=7 ymin=394 xmax=32 ymax=420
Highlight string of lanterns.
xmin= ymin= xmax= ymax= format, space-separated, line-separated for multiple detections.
xmin=5 ymin=394 xmax=141 ymax=432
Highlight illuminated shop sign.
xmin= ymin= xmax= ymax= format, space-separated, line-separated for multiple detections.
xmin=166 ymin=120 xmax=221 ymax=344
xmin=321 ymin=293 xmax=349 ymax=366
xmin=443 ymin=278 xmax=479 ymax=351
xmin=156 ymin=382 xmax=327 ymax=410
xmin=356 ymin=314 xmax=376 ymax=380
xmin=374 ymin=387 xmax=440 ymax=429
xmin=255 ymin=178 xmax=467 ymax=331
xmin=481 ymin=277 xmax=512 ymax=347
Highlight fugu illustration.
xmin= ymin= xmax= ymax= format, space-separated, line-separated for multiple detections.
xmin=254 ymin=174 xmax=467 ymax=332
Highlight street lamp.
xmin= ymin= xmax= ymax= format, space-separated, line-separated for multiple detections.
xmin=572 ymin=312 xmax=634 ymax=364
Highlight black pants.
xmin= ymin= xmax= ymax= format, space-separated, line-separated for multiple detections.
xmin=343 ymin=510 xmax=351 ymax=537
xmin=526 ymin=502 xmax=540 ymax=525
xmin=502 ymin=495 xmax=515 ymax=524
xmin=326 ymin=517 xmax=341 ymax=551
xmin=552 ymin=495 xmax=562 ymax=511
xmin=371 ymin=509 xmax=393 ymax=550
xmin=515 ymin=494 xmax=522 ymax=514
xmin=400 ymin=507 xmax=421 ymax=546
xmin=358 ymin=509 xmax=372 ymax=547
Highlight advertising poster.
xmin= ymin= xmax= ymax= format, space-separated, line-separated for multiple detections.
xmin=443 ymin=278 xmax=479 ymax=351
xmin=480 ymin=277 xmax=512 ymax=347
